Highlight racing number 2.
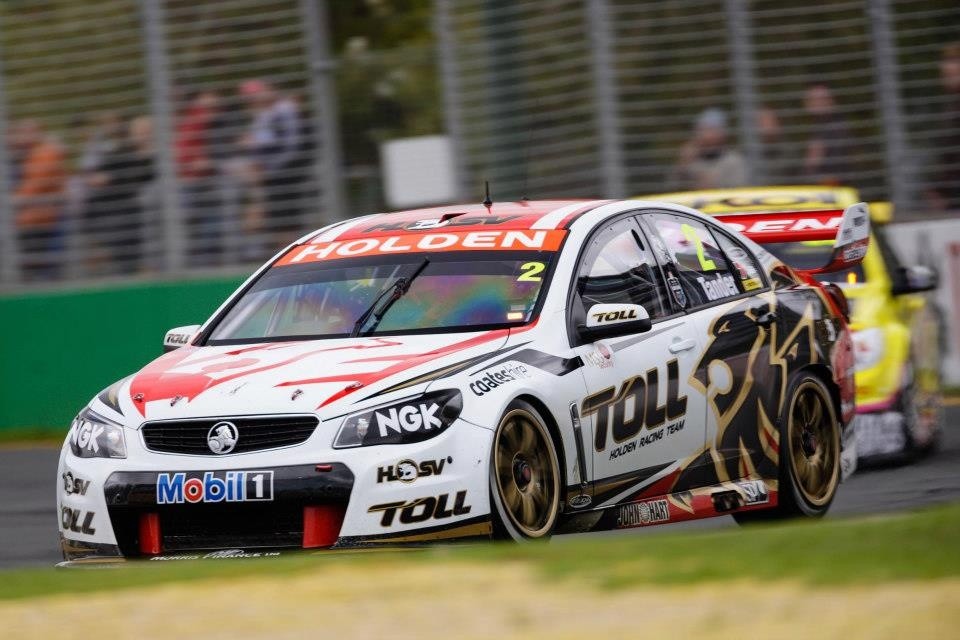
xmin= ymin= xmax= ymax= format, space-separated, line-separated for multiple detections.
xmin=681 ymin=223 xmax=716 ymax=272
xmin=518 ymin=261 xmax=545 ymax=282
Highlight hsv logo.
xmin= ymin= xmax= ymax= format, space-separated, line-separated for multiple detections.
xmin=156 ymin=470 xmax=273 ymax=504
xmin=374 ymin=402 xmax=443 ymax=437
xmin=62 ymin=472 xmax=90 ymax=496
xmin=276 ymin=229 xmax=566 ymax=264
xmin=377 ymin=457 xmax=451 ymax=483
xmin=363 ymin=214 xmax=522 ymax=232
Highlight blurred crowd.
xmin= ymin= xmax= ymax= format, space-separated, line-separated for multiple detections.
xmin=10 ymin=78 xmax=313 ymax=280
xmin=8 ymin=43 xmax=960 ymax=282
xmin=668 ymin=44 xmax=960 ymax=208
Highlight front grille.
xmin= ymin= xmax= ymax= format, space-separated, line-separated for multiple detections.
xmin=142 ymin=415 xmax=319 ymax=455
xmin=160 ymin=503 xmax=304 ymax=550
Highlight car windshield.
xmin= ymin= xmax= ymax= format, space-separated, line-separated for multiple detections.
xmin=765 ymin=240 xmax=866 ymax=285
xmin=207 ymin=252 xmax=554 ymax=343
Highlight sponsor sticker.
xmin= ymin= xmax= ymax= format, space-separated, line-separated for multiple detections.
xmin=62 ymin=471 xmax=90 ymax=496
xmin=697 ymin=273 xmax=739 ymax=301
xmin=468 ymin=363 xmax=531 ymax=397
xmin=156 ymin=470 xmax=274 ymax=504
xmin=368 ymin=490 xmax=471 ymax=527
xmin=61 ymin=507 xmax=96 ymax=535
xmin=617 ymin=499 xmax=670 ymax=527
xmin=377 ymin=457 xmax=451 ymax=483
xmin=736 ymin=479 xmax=770 ymax=506
xmin=277 ymin=229 xmax=566 ymax=264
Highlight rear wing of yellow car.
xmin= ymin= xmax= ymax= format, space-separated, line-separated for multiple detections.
xmin=714 ymin=203 xmax=871 ymax=275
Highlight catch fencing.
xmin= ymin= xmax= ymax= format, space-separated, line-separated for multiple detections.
xmin=0 ymin=0 xmax=957 ymax=288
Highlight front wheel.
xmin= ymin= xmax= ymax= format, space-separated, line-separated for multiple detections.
xmin=489 ymin=400 xmax=561 ymax=540
xmin=735 ymin=373 xmax=840 ymax=524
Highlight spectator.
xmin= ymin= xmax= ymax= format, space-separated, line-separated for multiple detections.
xmin=756 ymin=106 xmax=791 ymax=185
xmin=81 ymin=112 xmax=139 ymax=274
xmin=926 ymin=43 xmax=960 ymax=212
xmin=239 ymin=79 xmax=305 ymax=250
xmin=175 ymin=90 xmax=222 ymax=266
xmin=124 ymin=116 xmax=157 ymax=270
xmin=10 ymin=119 xmax=67 ymax=280
xmin=668 ymin=108 xmax=748 ymax=190
xmin=801 ymin=84 xmax=854 ymax=186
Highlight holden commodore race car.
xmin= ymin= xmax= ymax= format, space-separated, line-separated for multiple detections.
xmin=59 ymin=197 xmax=868 ymax=563
xmin=643 ymin=187 xmax=943 ymax=462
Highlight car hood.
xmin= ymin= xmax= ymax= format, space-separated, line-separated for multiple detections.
xmin=117 ymin=331 xmax=511 ymax=424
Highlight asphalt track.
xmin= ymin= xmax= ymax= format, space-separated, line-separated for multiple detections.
xmin=2 ymin=406 xmax=959 ymax=570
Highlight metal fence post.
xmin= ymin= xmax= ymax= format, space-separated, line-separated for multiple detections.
xmin=433 ymin=0 xmax=468 ymax=201
xmin=585 ymin=0 xmax=625 ymax=199
xmin=0 ymin=22 xmax=19 ymax=286
xmin=724 ymin=0 xmax=762 ymax=185
xmin=868 ymin=0 xmax=910 ymax=215
xmin=300 ymin=0 xmax=345 ymax=225
xmin=140 ymin=0 xmax=184 ymax=273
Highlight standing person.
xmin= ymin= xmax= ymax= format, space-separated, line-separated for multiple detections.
xmin=81 ymin=112 xmax=135 ymax=274
xmin=926 ymin=43 xmax=960 ymax=212
xmin=668 ymin=108 xmax=748 ymax=190
xmin=801 ymin=84 xmax=854 ymax=187
xmin=10 ymin=119 xmax=67 ymax=281
xmin=756 ymin=106 xmax=791 ymax=186
xmin=175 ymin=90 xmax=222 ymax=266
xmin=239 ymin=79 xmax=304 ymax=251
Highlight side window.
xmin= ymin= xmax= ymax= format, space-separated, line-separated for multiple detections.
xmin=647 ymin=213 xmax=741 ymax=308
xmin=713 ymin=232 xmax=765 ymax=292
xmin=574 ymin=219 xmax=669 ymax=323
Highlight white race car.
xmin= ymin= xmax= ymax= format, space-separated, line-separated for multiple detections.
xmin=58 ymin=198 xmax=867 ymax=562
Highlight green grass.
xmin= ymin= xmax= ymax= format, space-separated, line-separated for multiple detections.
xmin=2 ymin=502 xmax=958 ymax=601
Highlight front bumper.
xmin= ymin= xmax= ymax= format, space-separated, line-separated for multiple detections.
xmin=57 ymin=418 xmax=494 ymax=562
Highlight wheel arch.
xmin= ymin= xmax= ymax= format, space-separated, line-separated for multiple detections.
xmin=511 ymin=393 xmax=569 ymax=492
xmin=795 ymin=363 xmax=843 ymax=425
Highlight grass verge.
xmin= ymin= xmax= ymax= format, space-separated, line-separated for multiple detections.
xmin=2 ymin=501 xmax=958 ymax=601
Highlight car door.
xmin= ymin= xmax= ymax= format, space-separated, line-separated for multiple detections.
xmin=568 ymin=215 xmax=706 ymax=501
xmin=642 ymin=211 xmax=781 ymax=487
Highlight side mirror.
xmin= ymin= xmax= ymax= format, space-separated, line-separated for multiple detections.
xmin=893 ymin=265 xmax=938 ymax=295
xmin=578 ymin=304 xmax=652 ymax=342
xmin=163 ymin=325 xmax=201 ymax=352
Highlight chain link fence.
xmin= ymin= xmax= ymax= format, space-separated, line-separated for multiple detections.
xmin=0 ymin=0 xmax=958 ymax=288
xmin=438 ymin=0 xmax=960 ymax=210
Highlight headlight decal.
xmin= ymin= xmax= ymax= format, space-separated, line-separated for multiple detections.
xmin=333 ymin=390 xmax=462 ymax=448
xmin=69 ymin=409 xmax=127 ymax=459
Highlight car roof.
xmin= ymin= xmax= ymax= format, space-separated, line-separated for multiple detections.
xmin=305 ymin=200 xmax=610 ymax=243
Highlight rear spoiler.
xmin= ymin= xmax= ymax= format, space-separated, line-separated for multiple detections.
xmin=715 ymin=203 xmax=870 ymax=275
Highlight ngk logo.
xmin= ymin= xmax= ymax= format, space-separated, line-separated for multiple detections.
xmin=374 ymin=403 xmax=443 ymax=437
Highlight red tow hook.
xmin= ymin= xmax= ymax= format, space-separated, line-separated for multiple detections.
xmin=138 ymin=512 xmax=162 ymax=555
xmin=303 ymin=505 xmax=345 ymax=548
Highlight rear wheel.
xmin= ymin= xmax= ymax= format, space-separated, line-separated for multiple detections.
xmin=735 ymin=373 xmax=840 ymax=523
xmin=489 ymin=400 xmax=561 ymax=540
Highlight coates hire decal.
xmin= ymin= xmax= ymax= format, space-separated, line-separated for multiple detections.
xmin=156 ymin=470 xmax=274 ymax=504
xmin=276 ymin=229 xmax=566 ymax=265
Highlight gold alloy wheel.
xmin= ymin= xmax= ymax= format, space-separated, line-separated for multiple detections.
xmin=787 ymin=380 xmax=840 ymax=507
xmin=493 ymin=408 xmax=560 ymax=538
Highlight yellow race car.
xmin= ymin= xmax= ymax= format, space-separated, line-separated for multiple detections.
xmin=640 ymin=186 xmax=944 ymax=463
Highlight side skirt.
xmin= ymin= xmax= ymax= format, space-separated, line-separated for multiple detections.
xmin=560 ymin=478 xmax=779 ymax=533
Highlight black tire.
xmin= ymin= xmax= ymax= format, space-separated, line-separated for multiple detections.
xmin=489 ymin=400 xmax=561 ymax=541
xmin=734 ymin=372 xmax=841 ymax=524
xmin=902 ymin=364 xmax=943 ymax=457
